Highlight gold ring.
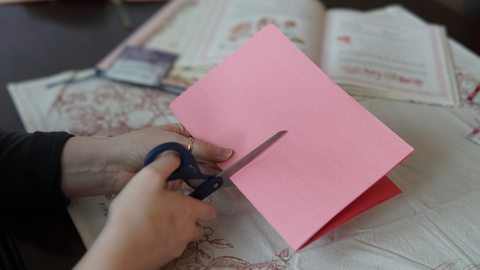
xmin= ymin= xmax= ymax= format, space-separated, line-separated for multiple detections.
xmin=187 ymin=137 xmax=194 ymax=152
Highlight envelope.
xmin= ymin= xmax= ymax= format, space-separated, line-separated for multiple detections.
xmin=170 ymin=25 xmax=413 ymax=251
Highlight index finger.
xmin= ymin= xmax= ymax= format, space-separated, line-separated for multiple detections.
xmin=142 ymin=150 xmax=181 ymax=187
xmin=186 ymin=196 xmax=217 ymax=223
xmin=162 ymin=124 xmax=233 ymax=163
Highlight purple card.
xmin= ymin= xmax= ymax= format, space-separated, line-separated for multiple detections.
xmin=104 ymin=46 xmax=178 ymax=87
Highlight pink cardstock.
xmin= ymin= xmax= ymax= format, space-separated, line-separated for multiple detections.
xmin=170 ymin=25 xmax=414 ymax=251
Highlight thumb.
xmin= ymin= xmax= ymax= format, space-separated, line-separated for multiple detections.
xmin=143 ymin=151 xmax=181 ymax=188
xmin=189 ymin=138 xmax=234 ymax=163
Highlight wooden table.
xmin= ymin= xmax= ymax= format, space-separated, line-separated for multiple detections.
xmin=0 ymin=0 xmax=478 ymax=269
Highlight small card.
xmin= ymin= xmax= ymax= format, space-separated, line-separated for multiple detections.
xmin=103 ymin=46 xmax=177 ymax=87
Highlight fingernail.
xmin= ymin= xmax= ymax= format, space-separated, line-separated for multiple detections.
xmin=217 ymin=147 xmax=233 ymax=159
xmin=159 ymin=150 xmax=180 ymax=159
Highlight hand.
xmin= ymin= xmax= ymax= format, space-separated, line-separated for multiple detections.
xmin=74 ymin=151 xmax=217 ymax=270
xmin=61 ymin=124 xmax=234 ymax=198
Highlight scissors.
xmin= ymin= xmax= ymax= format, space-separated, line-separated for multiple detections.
xmin=144 ymin=130 xmax=287 ymax=200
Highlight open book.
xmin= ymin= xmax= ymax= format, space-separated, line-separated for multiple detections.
xmin=98 ymin=0 xmax=460 ymax=107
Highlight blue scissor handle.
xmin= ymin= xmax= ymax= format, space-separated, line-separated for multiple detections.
xmin=144 ymin=142 xmax=206 ymax=182
xmin=144 ymin=142 xmax=223 ymax=200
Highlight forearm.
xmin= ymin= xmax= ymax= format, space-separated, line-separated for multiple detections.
xmin=1 ymin=130 xmax=72 ymax=211
xmin=73 ymin=224 xmax=134 ymax=270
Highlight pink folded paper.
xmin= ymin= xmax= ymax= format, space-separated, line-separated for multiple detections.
xmin=170 ymin=25 xmax=413 ymax=251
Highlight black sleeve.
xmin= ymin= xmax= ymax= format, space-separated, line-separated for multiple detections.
xmin=0 ymin=130 xmax=74 ymax=212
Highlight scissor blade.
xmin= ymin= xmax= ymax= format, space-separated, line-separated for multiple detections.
xmin=218 ymin=130 xmax=287 ymax=187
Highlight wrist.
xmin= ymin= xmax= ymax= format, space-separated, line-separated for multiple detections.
xmin=61 ymin=136 xmax=121 ymax=197
xmin=74 ymin=221 xmax=130 ymax=270
xmin=74 ymin=214 xmax=162 ymax=270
